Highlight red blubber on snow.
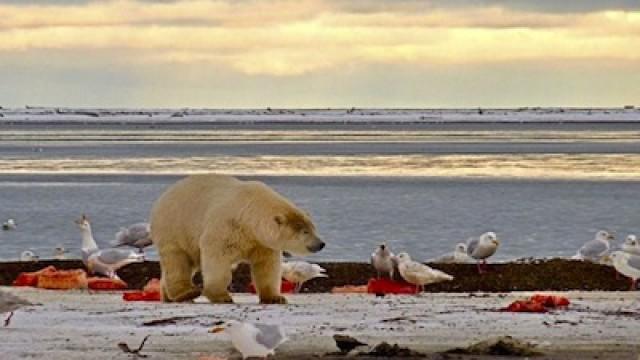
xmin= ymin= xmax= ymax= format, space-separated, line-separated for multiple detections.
xmin=503 ymin=294 xmax=570 ymax=313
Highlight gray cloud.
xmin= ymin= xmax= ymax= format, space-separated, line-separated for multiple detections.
xmin=331 ymin=0 xmax=640 ymax=14
xmin=2 ymin=0 xmax=638 ymax=13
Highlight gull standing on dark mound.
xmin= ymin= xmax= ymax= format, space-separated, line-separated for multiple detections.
xmin=371 ymin=243 xmax=397 ymax=278
xmin=53 ymin=245 xmax=66 ymax=260
xmin=281 ymin=261 xmax=328 ymax=292
xmin=574 ymin=230 xmax=615 ymax=263
xmin=430 ymin=243 xmax=474 ymax=264
xmin=1 ymin=289 xmax=30 ymax=327
xmin=396 ymin=252 xmax=453 ymax=294
xmin=112 ymin=222 xmax=153 ymax=253
xmin=76 ymin=214 xmax=144 ymax=279
xmin=467 ymin=232 xmax=500 ymax=274
xmin=210 ymin=320 xmax=287 ymax=359
xmin=20 ymin=250 xmax=38 ymax=262
xmin=610 ymin=251 xmax=640 ymax=290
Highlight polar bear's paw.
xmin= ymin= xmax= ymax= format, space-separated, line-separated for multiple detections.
xmin=259 ymin=295 xmax=288 ymax=305
xmin=206 ymin=292 xmax=234 ymax=304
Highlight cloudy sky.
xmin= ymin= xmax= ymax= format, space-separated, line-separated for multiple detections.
xmin=1 ymin=0 xmax=639 ymax=108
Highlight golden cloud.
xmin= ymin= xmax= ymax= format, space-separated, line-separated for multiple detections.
xmin=0 ymin=0 xmax=639 ymax=75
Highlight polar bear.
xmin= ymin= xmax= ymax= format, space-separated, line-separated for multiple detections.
xmin=150 ymin=174 xmax=325 ymax=304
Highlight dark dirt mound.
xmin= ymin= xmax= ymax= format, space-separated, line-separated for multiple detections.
xmin=0 ymin=259 xmax=632 ymax=292
xmin=444 ymin=336 xmax=542 ymax=357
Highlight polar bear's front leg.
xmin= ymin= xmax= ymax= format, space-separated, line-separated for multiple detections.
xmin=251 ymin=251 xmax=287 ymax=304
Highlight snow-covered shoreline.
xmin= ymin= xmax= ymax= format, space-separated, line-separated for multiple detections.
xmin=3 ymin=287 xmax=639 ymax=359
xmin=1 ymin=107 xmax=639 ymax=124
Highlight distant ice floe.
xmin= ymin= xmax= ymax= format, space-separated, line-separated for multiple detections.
xmin=1 ymin=107 xmax=639 ymax=124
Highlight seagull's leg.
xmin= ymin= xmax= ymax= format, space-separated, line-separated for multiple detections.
xmin=476 ymin=261 xmax=484 ymax=274
xmin=295 ymin=282 xmax=302 ymax=293
xmin=376 ymin=270 xmax=381 ymax=279
xmin=630 ymin=278 xmax=637 ymax=291
xmin=4 ymin=312 xmax=14 ymax=327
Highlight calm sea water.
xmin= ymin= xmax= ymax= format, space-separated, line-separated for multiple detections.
xmin=1 ymin=121 xmax=640 ymax=261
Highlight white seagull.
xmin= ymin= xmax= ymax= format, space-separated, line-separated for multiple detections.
xmin=2 ymin=219 xmax=17 ymax=231
xmin=281 ymin=261 xmax=328 ymax=293
xmin=112 ymin=222 xmax=153 ymax=253
xmin=574 ymin=230 xmax=615 ymax=263
xmin=75 ymin=214 xmax=144 ymax=279
xmin=371 ymin=243 xmax=397 ymax=279
xmin=622 ymin=234 xmax=640 ymax=256
xmin=430 ymin=243 xmax=474 ymax=264
xmin=396 ymin=252 xmax=454 ymax=294
xmin=210 ymin=320 xmax=287 ymax=359
xmin=610 ymin=251 xmax=640 ymax=290
xmin=53 ymin=245 xmax=66 ymax=260
xmin=20 ymin=250 xmax=38 ymax=262
xmin=467 ymin=232 xmax=500 ymax=274
xmin=1 ymin=289 xmax=30 ymax=327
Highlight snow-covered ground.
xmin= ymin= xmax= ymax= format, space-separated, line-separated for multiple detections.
xmin=1 ymin=107 xmax=639 ymax=123
xmin=2 ymin=287 xmax=640 ymax=359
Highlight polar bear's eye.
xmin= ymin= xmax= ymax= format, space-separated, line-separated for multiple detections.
xmin=302 ymin=229 xmax=310 ymax=235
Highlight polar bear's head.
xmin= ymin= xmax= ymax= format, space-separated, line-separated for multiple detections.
xmin=266 ymin=210 xmax=325 ymax=255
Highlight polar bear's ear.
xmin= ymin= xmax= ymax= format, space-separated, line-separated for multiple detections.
xmin=274 ymin=214 xmax=286 ymax=225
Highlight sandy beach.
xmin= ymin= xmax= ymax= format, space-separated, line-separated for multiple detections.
xmin=2 ymin=286 xmax=639 ymax=359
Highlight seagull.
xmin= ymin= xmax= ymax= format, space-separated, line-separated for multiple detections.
xmin=281 ymin=261 xmax=328 ymax=293
xmin=53 ymin=245 xmax=66 ymax=260
xmin=75 ymin=214 xmax=144 ymax=279
xmin=467 ymin=232 xmax=500 ymax=274
xmin=430 ymin=243 xmax=474 ymax=264
xmin=20 ymin=250 xmax=38 ymax=262
xmin=622 ymin=234 xmax=640 ymax=256
xmin=574 ymin=230 xmax=615 ymax=263
xmin=371 ymin=243 xmax=397 ymax=279
xmin=396 ymin=252 xmax=453 ymax=294
xmin=610 ymin=251 xmax=640 ymax=290
xmin=2 ymin=219 xmax=16 ymax=230
xmin=210 ymin=320 xmax=287 ymax=359
xmin=1 ymin=289 xmax=30 ymax=327
xmin=112 ymin=222 xmax=153 ymax=253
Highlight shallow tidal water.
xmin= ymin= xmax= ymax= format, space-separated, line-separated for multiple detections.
xmin=1 ymin=119 xmax=640 ymax=261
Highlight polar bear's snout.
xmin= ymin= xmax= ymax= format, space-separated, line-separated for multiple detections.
xmin=307 ymin=237 xmax=326 ymax=253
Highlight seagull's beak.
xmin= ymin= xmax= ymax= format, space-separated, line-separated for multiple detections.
xmin=209 ymin=327 xmax=225 ymax=334
xmin=608 ymin=234 xmax=615 ymax=241
xmin=492 ymin=239 xmax=500 ymax=246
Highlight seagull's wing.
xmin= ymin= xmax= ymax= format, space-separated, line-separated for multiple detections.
xmin=466 ymin=237 xmax=479 ymax=256
xmin=253 ymin=324 xmax=286 ymax=350
xmin=579 ymin=240 xmax=608 ymax=259
xmin=405 ymin=260 xmax=429 ymax=274
xmin=0 ymin=289 xmax=31 ymax=313
xmin=627 ymin=254 xmax=640 ymax=271
xmin=95 ymin=248 xmax=141 ymax=265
